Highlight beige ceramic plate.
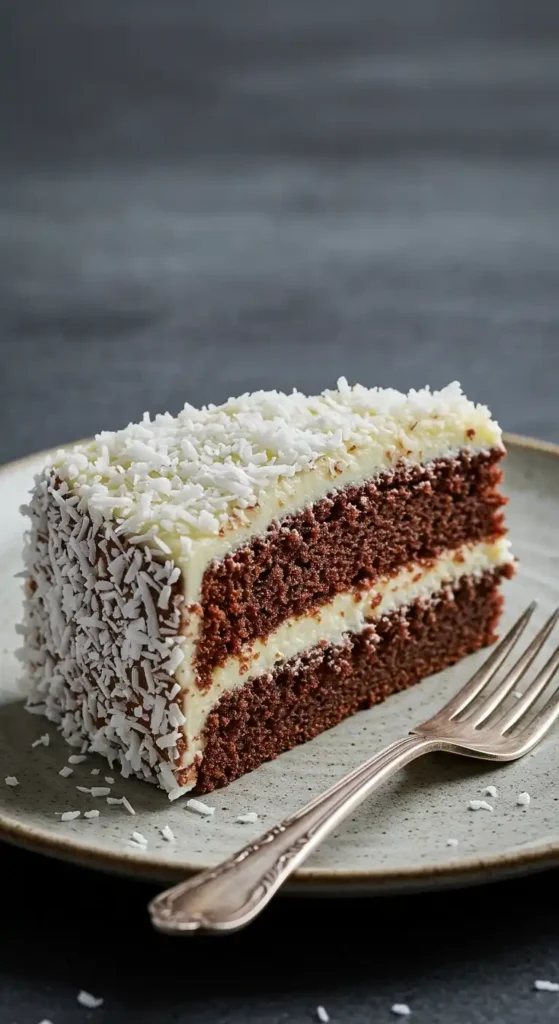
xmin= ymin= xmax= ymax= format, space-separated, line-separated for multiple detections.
xmin=1 ymin=435 xmax=559 ymax=895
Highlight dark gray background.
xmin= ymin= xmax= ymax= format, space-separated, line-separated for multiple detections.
xmin=1 ymin=1 xmax=559 ymax=1021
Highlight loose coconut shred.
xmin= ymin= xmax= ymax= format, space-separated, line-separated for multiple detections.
xmin=77 ymin=990 xmax=104 ymax=1009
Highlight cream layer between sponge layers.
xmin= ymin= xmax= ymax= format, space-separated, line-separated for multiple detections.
xmin=177 ymin=538 xmax=514 ymax=769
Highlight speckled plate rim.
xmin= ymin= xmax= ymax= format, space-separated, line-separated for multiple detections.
xmin=2 ymin=432 xmax=559 ymax=896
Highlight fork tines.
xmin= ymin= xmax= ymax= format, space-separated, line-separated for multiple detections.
xmin=438 ymin=602 xmax=559 ymax=746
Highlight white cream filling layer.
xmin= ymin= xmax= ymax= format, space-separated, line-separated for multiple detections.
xmin=178 ymin=538 xmax=513 ymax=767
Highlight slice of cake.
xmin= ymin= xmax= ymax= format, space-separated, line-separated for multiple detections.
xmin=21 ymin=380 xmax=514 ymax=798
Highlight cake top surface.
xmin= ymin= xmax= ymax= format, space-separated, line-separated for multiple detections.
xmin=46 ymin=379 xmax=502 ymax=547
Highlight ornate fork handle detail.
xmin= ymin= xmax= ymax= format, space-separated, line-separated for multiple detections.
xmin=149 ymin=735 xmax=438 ymax=934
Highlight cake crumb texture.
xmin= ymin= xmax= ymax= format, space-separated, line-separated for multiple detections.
xmin=196 ymin=567 xmax=510 ymax=792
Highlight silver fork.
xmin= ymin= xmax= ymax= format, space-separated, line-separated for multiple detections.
xmin=149 ymin=602 xmax=559 ymax=935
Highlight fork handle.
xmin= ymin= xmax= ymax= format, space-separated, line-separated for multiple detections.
xmin=149 ymin=734 xmax=438 ymax=935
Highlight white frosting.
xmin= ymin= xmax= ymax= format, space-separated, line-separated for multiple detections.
xmin=178 ymin=539 xmax=513 ymax=770
xmin=48 ymin=380 xmax=502 ymax=558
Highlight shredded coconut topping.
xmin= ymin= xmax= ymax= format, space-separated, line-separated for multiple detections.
xmin=517 ymin=791 xmax=531 ymax=806
xmin=22 ymin=474 xmax=188 ymax=795
xmin=4 ymin=776 xmax=19 ymax=787
xmin=60 ymin=810 xmax=80 ymax=821
xmin=161 ymin=824 xmax=175 ymax=842
xmin=316 ymin=1006 xmax=330 ymax=1022
xmin=59 ymin=766 xmax=73 ymax=778
xmin=391 ymin=1004 xmax=411 ymax=1016
xmin=446 ymin=838 xmax=459 ymax=847
xmin=236 ymin=812 xmax=259 ymax=824
xmin=46 ymin=381 xmax=500 ymax=545
xmin=84 ymin=809 xmax=100 ymax=819
xmin=484 ymin=785 xmax=498 ymax=799
xmin=535 ymin=980 xmax=559 ymax=992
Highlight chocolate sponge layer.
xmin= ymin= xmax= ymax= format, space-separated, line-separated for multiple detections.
xmin=190 ymin=565 xmax=512 ymax=793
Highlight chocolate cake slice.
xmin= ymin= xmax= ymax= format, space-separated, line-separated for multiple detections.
xmin=21 ymin=380 xmax=514 ymax=797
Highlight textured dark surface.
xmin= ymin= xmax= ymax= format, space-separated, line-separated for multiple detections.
xmin=1 ymin=0 xmax=559 ymax=1021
